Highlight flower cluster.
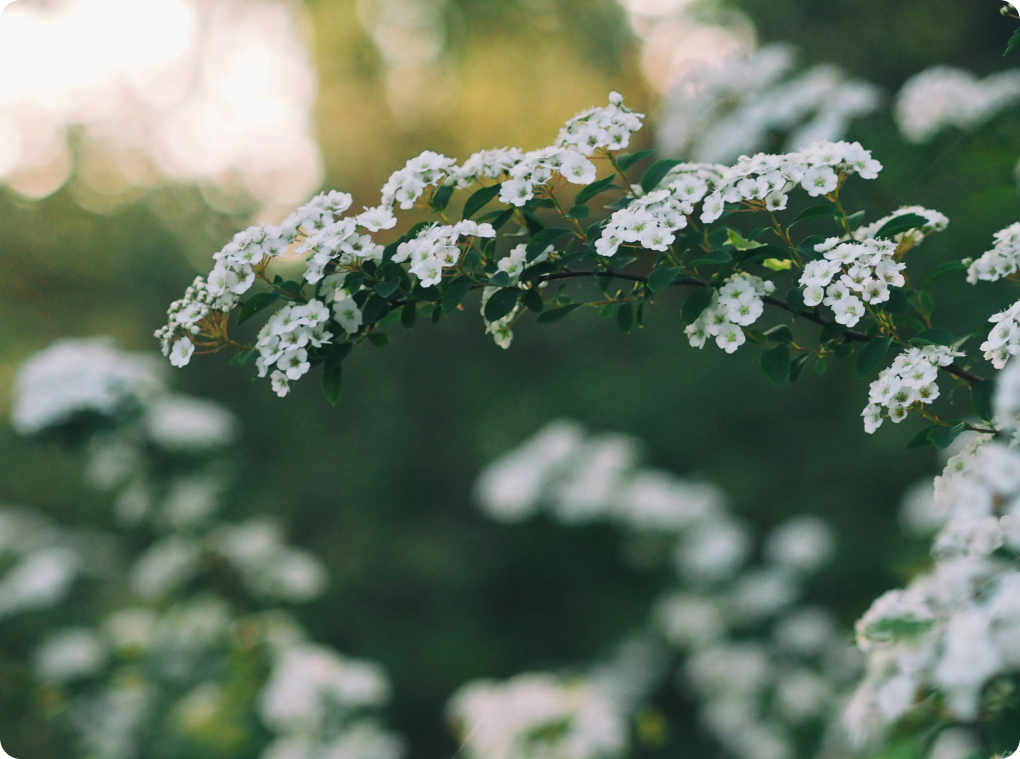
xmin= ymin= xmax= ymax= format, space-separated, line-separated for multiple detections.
xmin=856 ymin=205 xmax=950 ymax=247
xmin=0 ymin=508 xmax=82 ymax=621
xmin=254 ymin=300 xmax=332 ymax=397
xmin=846 ymin=379 xmax=1020 ymax=741
xmin=657 ymin=44 xmax=880 ymax=165
xmin=799 ymin=238 xmax=905 ymax=325
xmin=967 ymin=222 xmax=1020 ymax=284
xmin=474 ymin=422 xmax=858 ymax=759
xmin=499 ymin=93 xmax=643 ymax=207
xmin=448 ymin=673 xmax=628 ymax=759
xmin=597 ymin=141 xmax=882 ymax=259
xmin=381 ymin=151 xmax=458 ymax=210
xmin=895 ymin=66 xmax=1020 ymax=144
xmin=862 ymin=345 xmax=962 ymax=433
xmin=9 ymin=340 xmax=403 ymax=759
xmin=392 ymin=220 xmax=496 ymax=286
xmin=595 ymin=165 xmax=715 ymax=257
xmin=685 ymin=273 xmax=776 ymax=354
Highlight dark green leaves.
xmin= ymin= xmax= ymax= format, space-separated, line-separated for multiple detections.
xmin=322 ymin=365 xmax=343 ymax=406
xmin=367 ymin=332 xmax=390 ymax=347
xmin=430 ymin=185 xmax=454 ymax=211
xmin=324 ymin=342 xmax=353 ymax=371
xmin=788 ymin=205 xmax=837 ymax=229
xmin=537 ymin=303 xmax=582 ymax=323
xmin=489 ymin=271 xmax=511 ymax=288
xmin=929 ymin=422 xmax=967 ymax=450
xmin=682 ymin=288 xmax=714 ymax=324
xmin=971 ymin=379 xmax=996 ymax=423
xmin=760 ymin=344 xmax=791 ymax=385
xmin=616 ymin=303 xmax=634 ymax=333
xmin=1005 ymin=26 xmax=1020 ymax=57
xmin=874 ymin=213 xmax=929 ymax=239
xmin=567 ymin=205 xmax=591 ymax=220
xmin=237 ymin=292 xmax=279 ymax=324
xmin=856 ymin=336 xmax=893 ymax=378
xmin=374 ymin=279 xmax=401 ymax=299
xmin=229 ymin=349 xmax=256 ymax=366
xmin=401 ymin=301 xmax=417 ymax=329
xmin=906 ymin=424 xmax=939 ymax=449
xmin=441 ymin=278 xmax=473 ymax=313
xmin=463 ymin=183 xmax=503 ymax=220
xmin=484 ymin=289 xmax=519 ymax=322
xmin=618 ymin=149 xmax=655 ymax=171
xmin=640 ymin=159 xmax=682 ymax=194
xmin=521 ymin=290 xmax=544 ymax=313
xmin=910 ymin=328 xmax=954 ymax=346
xmin=526 ymin=228 xmax=573 ymax=262
xmin=689 ymin=250 xmax=733 ymax=267
xmin=922 ymin=261 xmax=967 ymax=289
xmin=575 ymin=175 xmax=619 ymax=206
xmin=647 ymin=266 xmax=683 ymax=293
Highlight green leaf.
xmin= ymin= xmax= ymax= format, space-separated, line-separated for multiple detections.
xmin=906 ymin=424 xmax=939 ymax=449
xmin=367 ymin=332 xmax=390 ymax=347
xmin=489 ymin=208 xmax=515 ymax=231
xmin=789 ymin=205 xmax=838 ymax=229
xmin=726 ymin=228 xmax=765 ymax=251
xmin=324 ymin=342 xmax=353 ymax=371
xmin=647 ymin=266 xmax=683 ymax=293
xmin=401 ymin=301 xmax=417 ymax=329
xmin=922 ymin=261 xmax=968 ymax=289
xmin=429 ymin=185 xmax=454 ymax=211
xmin=764 ymin=325 xmax=794 ymax=344
xmin=490 ymin=271 xmax=511 ymax=288
xmin=431 ymin=304 xmax=443 ymax=323
xmin=885 ymin=288 xmax=909 ymax=314
xmin=760 ymin=344 xmax=791 ymax=385
xmin=689 ymin=250 xmax=733 ymax=267
xmin=814 ymin=356 xmax=828 ymax=375
xmin=462 ymin=183 xmax=503 ymax=220
xmin=786 ymin=286 xmax=805 ymax=314
xmin=763 ymin=258 xmax=793 ymax=272
xmin=789 ymin=353 xmax=811 ymax=383
xmin=1007 ymin=27 xmax=1020 ymax=57
xmin=536 ymin=303 xmax=582 ymax=324
xmin=374 ymin=278 xmax=401 ymax=299
xmin=322 ymin=365 xmax=342 ymax=406
xmin=567 ymin=205 xmax=591 ymax=220
xmin=616 ymin=303 xmax=634 ymax=333
xmin=618 ymin=149 xmax=655 ymax=171
xmin=797 ymin=235 xmax=825 ymax=259
xmin=575 ymin=174 xmax=620 ymax=206
xmin=682 ymin=288 xmax=714 ymax=324
xmin=441 ymin=278 xmax=473 ymax=313
xmin=874 ymin=213 xmax=930 ymax=239
xmin=911 ymin=327 xmax=954 ymax=346
xmin=640 ymin=159 xmax=682 ymax=194
xmin=526 ymin=228 xmax=573 ymax=262
xmin=845 ymin=210 xmax=866 ymax=229
xmin=929 ymin=422 xmax=966 ymax=450
xmin=484 ymin=289 xmax=519 ymax=322
xmin=971 ymin=379 xmax=997 ymax=423
xmin=229 ymin=348 xmax=257 ymax=367
xmin=237 ymin=292 xmax=280 ymax=324
xmin=856 ymin=336 xmax=893 ymax=378
xmin=362 ymin=294 xmax=389 ymax=326
xmin=522 ymin=290 xmax=544 ymax=313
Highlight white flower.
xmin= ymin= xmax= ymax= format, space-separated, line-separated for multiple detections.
xmin=334 ymin=301 xmax=363 ymax=334
xmin=169 ymin=338 xmax=195 ymax=368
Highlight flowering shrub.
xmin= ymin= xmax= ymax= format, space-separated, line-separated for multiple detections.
xmin=7 ymin=339 xmax=402 ymax=759
xmin=158 ymin=90 xmax=1020 ymax=454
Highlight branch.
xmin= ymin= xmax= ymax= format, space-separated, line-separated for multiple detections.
xmin=535 ymin=269 xmax=986 ymax=385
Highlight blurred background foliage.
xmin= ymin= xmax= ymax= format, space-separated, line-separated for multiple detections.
xmin=2 ymin=0 xmax=1020 ymax=757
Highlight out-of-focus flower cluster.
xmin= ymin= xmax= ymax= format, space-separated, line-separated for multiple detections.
xmin=657 ymin=44 xmax=880 ymax=165
xmin=7 ymin=339 xmax=402 ymax=759
xmin=473 ymin=421 xmax=858 ymax=759
xmin=847 ymin=360 xmax=1020 ymax=745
